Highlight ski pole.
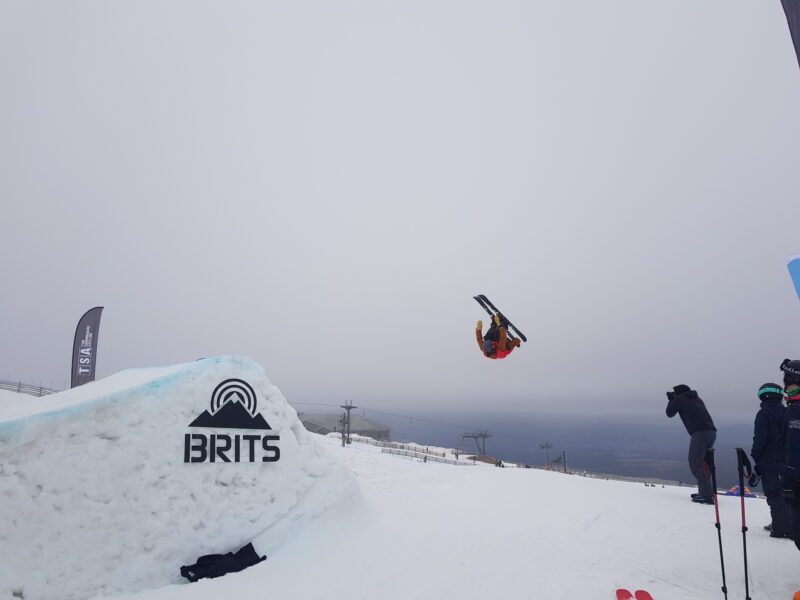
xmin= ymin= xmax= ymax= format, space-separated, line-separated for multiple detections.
xmin=735 ymin=448 xmax=753 ymax=600
xmin=705 ymin=449 xmax=727 ymax=600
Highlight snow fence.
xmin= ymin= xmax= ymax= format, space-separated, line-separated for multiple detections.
xmin=0 ymin=356 xmax=358 ymax=600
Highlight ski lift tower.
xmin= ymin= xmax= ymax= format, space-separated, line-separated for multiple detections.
xmin=539 ymin=442 xmax=553 ymax=467
xmin=463 ymin=431 xmax=492 ymax=456
xmin=340 ymin=401 xmax=357 ymax=444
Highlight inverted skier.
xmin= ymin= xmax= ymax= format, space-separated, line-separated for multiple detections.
xmin=475 ymin=313 xmax=521 ymax=360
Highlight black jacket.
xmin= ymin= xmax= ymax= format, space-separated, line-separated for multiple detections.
xmin=666 ymin=389 xmax=716 ymax=435
xmin=751 ymin=398 xmax=786 ymax=474
xmin=778 ymin=401 xmax=800 ymax=472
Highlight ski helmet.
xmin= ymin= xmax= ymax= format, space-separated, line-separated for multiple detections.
xmin=483 ymin=339 xmax=495 ymax=354
xmin=757 ymin=383 xmax=784 ymax=402
xmin=780 ymin=359 xmax=800 ymax=386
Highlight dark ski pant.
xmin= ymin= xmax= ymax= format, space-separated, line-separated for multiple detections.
xmin=761 ymin=472 xmax=792 ymax=535
xmin=793 ymin=503 xmax=800 ymax=552
xmin=689 ymin=430 xmax=716 ymax=497
xmin=484 ymin=323 xmax=515 ymax=351
xmin=485 ymin=320 xmax=511 ymax=343
xmin=785 ymin=480 xmax=800 ymax=551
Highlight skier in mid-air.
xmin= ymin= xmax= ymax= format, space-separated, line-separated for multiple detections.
xmin=476 ymin=314 xmax=521 ymax=360
xmin=472 ymin=295 xmax=526 ymax=360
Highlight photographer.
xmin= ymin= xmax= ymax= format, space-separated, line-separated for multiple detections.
xmin=666 ymin=385 xmax=717 ymax=504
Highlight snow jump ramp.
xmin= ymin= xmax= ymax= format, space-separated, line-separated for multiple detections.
xmin=0 ymin=355 xmax=357 ymax=600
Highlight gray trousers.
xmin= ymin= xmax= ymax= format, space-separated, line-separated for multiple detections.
xmin=689 ymin=430 xmax=716 ymax=496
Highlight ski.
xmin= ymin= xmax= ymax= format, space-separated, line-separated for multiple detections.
xmin=472 ymin=296 xmax=494 ymax=316
xmin=474 ymin=295 xmax=519 ymax=342
xmin=615 ymin=588 xmax=653 ymax=599
xmin=477 ymin=295 xmax=527 ymax=342
xmin=472 ymin=296 xmax=527 ymax=342
xmin=473 ymin=295 xmax=493 ymax=315
xmin=473 ymin=295 xmax=527 ymax=342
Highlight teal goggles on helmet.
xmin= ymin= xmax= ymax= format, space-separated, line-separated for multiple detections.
xmin=758 ymin=387 xmax=784 ymax=398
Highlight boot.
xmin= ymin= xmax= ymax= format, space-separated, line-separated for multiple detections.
xmin=691 ymin=495 xmax=714 ymax=505
xmin=769 ymin=530 xmax=793 ymax=539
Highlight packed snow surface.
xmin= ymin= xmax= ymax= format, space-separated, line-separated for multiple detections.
xmin=0 ymin=357 xmax=357 ymax=600
xmin=115 ymin=437 xmax=799 ymax=600
xmin=0 ymin=388 xmax=41 ymax=412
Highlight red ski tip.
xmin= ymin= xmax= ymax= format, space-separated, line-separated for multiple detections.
xmin=615 ymin=590 xmax=634 ymax=600
xmin=634 ymin=591 xmax=654 ymax=600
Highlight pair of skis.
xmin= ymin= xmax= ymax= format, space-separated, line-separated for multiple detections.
xmin=616 ymin=590 xmax=653 ymax=600
xmin=473 ymin=295 xmax=527 ymax=342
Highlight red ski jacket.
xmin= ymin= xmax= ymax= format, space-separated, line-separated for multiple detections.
xmin=487 ymin=343 xmax=514 ymax=360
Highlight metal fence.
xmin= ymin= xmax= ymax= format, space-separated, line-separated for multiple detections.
xmin=355 ymin=436 xmax=447 ymax=458
xmin=380 ymin=447 xmax=474 ymax=466
xmin=518 ymin=462 xmax=686 ymax=487
xmin=573 ymin=468 xmax=688 ymax=487
xmin=0 ymin=379 xmax=60 ymax=397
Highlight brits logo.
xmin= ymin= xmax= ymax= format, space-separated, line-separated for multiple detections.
xmin=184 ymin=379 xmax=280 ymax=463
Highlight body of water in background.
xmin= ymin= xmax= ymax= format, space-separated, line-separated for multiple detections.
xmin=334 ymin=408 xmax=756 ymax=492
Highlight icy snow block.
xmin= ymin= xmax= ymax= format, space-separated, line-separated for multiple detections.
xmin=0 ymin=355 xmax=357 ymax=600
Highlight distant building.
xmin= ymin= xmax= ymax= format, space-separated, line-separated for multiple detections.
xmin=299 ymin=413 xmax=391 ymax=441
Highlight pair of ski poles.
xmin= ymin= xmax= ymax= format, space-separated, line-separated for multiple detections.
xmin=705 ymin=448 xmax=753 ymax=600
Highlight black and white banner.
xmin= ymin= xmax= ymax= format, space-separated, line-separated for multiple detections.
xmin=71 ymin=306 xmax=103 ymax=388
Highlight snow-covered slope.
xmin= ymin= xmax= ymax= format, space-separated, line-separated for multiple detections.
xmin=0 ymin=388 xmax=39 ymax=412
xmin=117 ymin=434 xmax=799 ymax=600
xmin=0 ymin=356 xmax=357 ymax=600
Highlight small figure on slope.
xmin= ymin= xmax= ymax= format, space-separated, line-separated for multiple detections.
xmin=476 ymin=314 xmax=521 ymax=360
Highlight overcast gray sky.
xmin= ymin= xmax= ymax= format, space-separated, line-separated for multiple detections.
xmin=1 ymin=1 xmax=799 ymax=422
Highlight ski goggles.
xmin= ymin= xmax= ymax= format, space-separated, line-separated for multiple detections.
xmin=758 ymin=387 xmax=784 ymax=398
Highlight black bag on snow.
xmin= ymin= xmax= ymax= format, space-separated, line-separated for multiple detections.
xmin=180 ymin=542 xmax=266 ymax=582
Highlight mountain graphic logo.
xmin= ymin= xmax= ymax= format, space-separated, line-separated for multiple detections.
xmin=189 ymin=379 xmax=271 ymax=429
